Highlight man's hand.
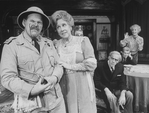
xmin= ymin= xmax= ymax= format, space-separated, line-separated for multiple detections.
xmin=104 ymin=88 xmax=117 ymax=102
xmin=44 ymin=76 xmax=58 ymax=89
xmin=118 ymin=90 xmax=126 ymax=109
xmin=128 ymin=54 xmax=133 ymax=60
xmin=30 ymin=78 xmax=52 ymax=96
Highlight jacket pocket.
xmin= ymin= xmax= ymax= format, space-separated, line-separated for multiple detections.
xmin=18 ymin=55 xmax=34 ymax=72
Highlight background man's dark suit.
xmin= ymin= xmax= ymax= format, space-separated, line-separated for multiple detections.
xmin=122 ymin=56 xmax=137 ymax=65
xmin=94 ymin=61 xmax=133 ymax=113
xmin=94 ymin=62 xmax=126 ymax=92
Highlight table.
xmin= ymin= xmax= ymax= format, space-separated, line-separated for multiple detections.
xmin=124 ymin=64 xmax=149 ymax=113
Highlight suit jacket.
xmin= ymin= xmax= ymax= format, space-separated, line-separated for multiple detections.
xmin=94 ymin=61 xmax=126 ymax=92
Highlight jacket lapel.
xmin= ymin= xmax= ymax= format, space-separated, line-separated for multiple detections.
xmin=111 ymin=64 xmax=120 ymax=80
xmin=104 ymin=61 xmax=113 ymax=81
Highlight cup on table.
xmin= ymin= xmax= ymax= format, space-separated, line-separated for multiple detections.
xmin=124 ymin=64 xmax=132 ymax=72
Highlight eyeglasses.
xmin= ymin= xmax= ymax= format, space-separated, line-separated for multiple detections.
xmin=110 ymin=56 xmax=119 ymax=62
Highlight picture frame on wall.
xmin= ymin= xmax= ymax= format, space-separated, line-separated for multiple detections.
xmin=98 ymin=50 xmax=107 ymax=60
xmin=97 ymin=23 xmax=111 ymax=51
xmin=96 ymin=23 xmax=111 ymax=61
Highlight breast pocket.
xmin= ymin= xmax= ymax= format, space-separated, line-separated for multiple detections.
xmin=18 ymin=55 xmax=34 ymax=72
xmin=114 ymin=75 xmax=122 ymax=83
xmin=117 ymin=74 xmax=121 ymax=77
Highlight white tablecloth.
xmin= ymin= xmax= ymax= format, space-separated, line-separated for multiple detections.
xmin=124 ymin=64 xmax=149 ymax=77
xmin=124 ymin=64 xmax=149 ymax=113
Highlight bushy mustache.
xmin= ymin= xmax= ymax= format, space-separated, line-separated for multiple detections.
xmin=30 ymin=25 xmax=40 ymax=31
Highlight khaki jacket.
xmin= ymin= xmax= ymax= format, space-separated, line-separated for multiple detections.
xmin=0 ymin=33 xmax=63 ymax=110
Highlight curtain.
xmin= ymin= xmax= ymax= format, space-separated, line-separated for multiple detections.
xmin=121 ymin=0 xmax=132 ymax=6
xmin=135 ymin=0 xmax=147 ymax=4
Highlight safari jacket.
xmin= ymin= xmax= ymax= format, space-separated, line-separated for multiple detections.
xmin=0 ymin=32 xmax=64 ymax=111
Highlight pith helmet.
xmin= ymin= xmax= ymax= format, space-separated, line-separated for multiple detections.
xmin=17 ymin=6 xmax=50 ymax=30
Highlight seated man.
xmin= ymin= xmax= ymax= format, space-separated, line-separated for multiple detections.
xmin=94 ymin=51 xmax=133 ymax=113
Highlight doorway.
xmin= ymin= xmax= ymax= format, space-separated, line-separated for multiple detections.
xmin=73 ymin=17 xmax=96 ymax=52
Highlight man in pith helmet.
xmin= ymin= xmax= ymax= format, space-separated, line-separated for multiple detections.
xmin=0 ymin=6 xmax=66 ymax=113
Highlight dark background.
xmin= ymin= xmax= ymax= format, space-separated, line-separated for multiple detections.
xmin=0 ymin=0 xmax=148 ymax=62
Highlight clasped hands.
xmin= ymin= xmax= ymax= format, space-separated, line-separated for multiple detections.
xmin=127 ymin=54 xmax=133 ymax=60
xmin=30 ymin=75 xmax=57 ymax=96
xmin=123 ymin=53 xmax=133 ymax=60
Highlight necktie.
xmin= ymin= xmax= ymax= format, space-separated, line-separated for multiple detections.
xmin=111 ymin=67 xmax=114 ymax=72
xmin=33 ymin=38 xmax=40 ymax=53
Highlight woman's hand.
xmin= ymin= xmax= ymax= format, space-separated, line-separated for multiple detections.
xmin=59 ymin=61 xmax=71 ymax=69
xmin=124 ymin=32 xmax=129 ymax=39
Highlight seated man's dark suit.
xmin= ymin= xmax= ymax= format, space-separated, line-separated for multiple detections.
xmin=94 ymin=61 xmax=133 ymax=113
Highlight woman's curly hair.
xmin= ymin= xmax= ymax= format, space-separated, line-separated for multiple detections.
xmin=130 ymin=24 xmax=141 ymax=33
xmin=51 ymin=10 xmax=74 ymax=28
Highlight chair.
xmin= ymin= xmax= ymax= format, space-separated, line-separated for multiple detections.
xmin=95 ymin=88 xmax=108 ymax=113
xmin=95 ymin=88 xmax=125 ymax=113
